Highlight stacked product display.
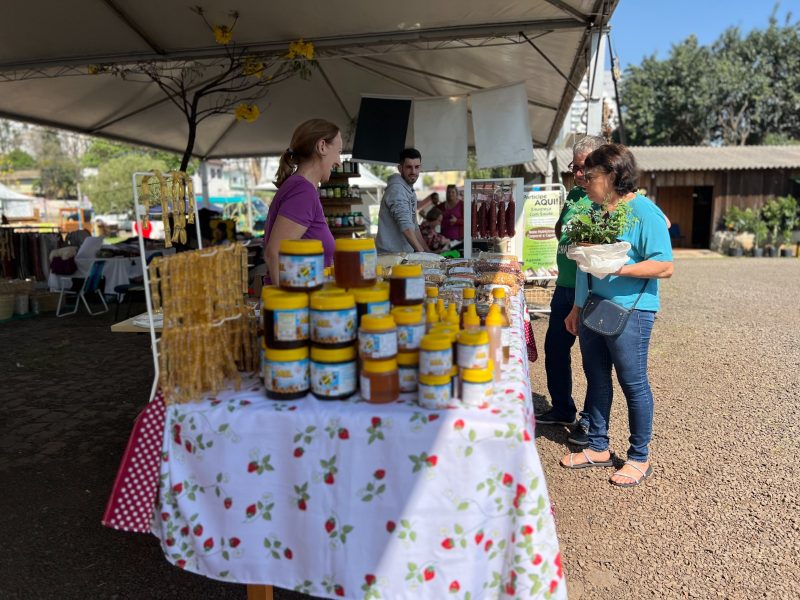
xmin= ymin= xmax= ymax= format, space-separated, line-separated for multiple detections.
xmin=260 ymin=245 xmax=523 ymax=409
xmin=320 ymin=160 xmax=366 ymax=239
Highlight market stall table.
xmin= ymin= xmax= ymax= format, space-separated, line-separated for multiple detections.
xmin=144 ymin=294 xmax=564 ymax=599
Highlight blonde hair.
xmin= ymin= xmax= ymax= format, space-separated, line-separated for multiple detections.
xmin=274 ymin=119 xmax=340 ymax=188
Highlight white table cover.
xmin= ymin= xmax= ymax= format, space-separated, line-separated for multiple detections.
xmin=152 ymin=295 xmax=564 ymax=600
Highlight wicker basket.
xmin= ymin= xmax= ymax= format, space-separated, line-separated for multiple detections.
xmin=524 ymin=285 xmax=554 ymax=307
xmin=31 ymin=292 xmax=61 ymax=314
xmin=0 ymin=294 xmax=14 ymax=320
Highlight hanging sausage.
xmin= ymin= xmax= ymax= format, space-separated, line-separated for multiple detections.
xmin=477 ymin=201 xmax=488 ymax=238
xmin=488 ymin=197 xmax=498 ymax=238
xmin=505 ymin=198 xmax=516 ymax=237
xmin=471 ymin=200 xmax=478 ymax=238
xmin=497 ymin=198 xmax=507 ymax=238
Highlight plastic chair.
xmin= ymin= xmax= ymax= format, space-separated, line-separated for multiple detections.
xmin=668 ymin=224 xmax=686 ymax=248
xmin=56 ymin=259 xmax=109 ymax=317
xmin=114 ymin=252 xmax=162 ymax=321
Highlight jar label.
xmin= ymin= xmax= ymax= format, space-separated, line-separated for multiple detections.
xmin=265 ymin=358 xmax=309 ymax=394
xmin=279 ymin=253 xmax=324 ymax=289
xmin=419 ymin=349 xmax=452 ymax=376
xmin=274 ymin=308 xmax=309 ymax=341
xmin=366 ymin=300 xmax=390 ymax=316
xmin=311 ymin=307 xmax=357 ymax=344
xmin=418 ymin=382 xmax=451 ymax=409
xmin=359 ymin=331 xmax=397 ymax=359
xmin=311 ymin=360 xmax=356 ymax=397
xmin=399 ymin=366 xmax=418 ymax=392
xmin=397 ymin=323 xmax=425 ymax=351
xmin=502 ymin=326 xmax=511 ymax=348
xmin=462 ymin=380 xmax=493 ymax=408
xmin=405 ymin=276 xmax=425 ymax=300
xmin=360 ymin=374 xmax=371 ymax=401
xmin=458 ymin=343 xmax=490 ymax=369
xmin=360 ymin=249 xmax=377 ymax=280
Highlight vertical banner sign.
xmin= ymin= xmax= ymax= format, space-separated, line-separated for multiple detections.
xmin=521 ymin=190 xmax=561 ymax=273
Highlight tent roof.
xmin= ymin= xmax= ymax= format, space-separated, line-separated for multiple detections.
xmin=0 ymin=182 xmax=37 ymax=201
xmin=0 ymin=0 xmax=618 ymax=158
xmin=525 ymin=145 xmax=800 ymax=174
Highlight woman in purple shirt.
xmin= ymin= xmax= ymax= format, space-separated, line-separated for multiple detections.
xmin=264 ymin=119 xmax=341 ymax=283
xmin=440 ymin=184 xmax=464 ymax=241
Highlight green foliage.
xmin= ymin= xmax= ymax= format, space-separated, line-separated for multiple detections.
xmin=34 ymin=129 xmax=79 ymax=198
xmin=620 ymin=8 xmax=800 ymax=146
xmin=367 ymin=164 xmax=394 ymax=182
xmin=82 ymin=138 xmax=196 ymax=174
xmin=0 ymin=149 xmax=35 ymax=171
xmin=83 ymin=154 xmax=168 ymax=214
xmin=465 ymin=150 xmax=512 ymax=180
xmin=760 ymin=195 xmax=798 ymax=246
xmin=563 ymin=201 xmax=636 ymax=244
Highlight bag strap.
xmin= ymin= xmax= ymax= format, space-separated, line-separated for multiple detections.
xmin=587 ymin=274 xmax=649 ymax=309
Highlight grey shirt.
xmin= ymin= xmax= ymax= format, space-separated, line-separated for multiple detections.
xmin=375 ymin=173 xmax=417 ymax=253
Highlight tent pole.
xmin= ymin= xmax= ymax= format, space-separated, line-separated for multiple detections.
xmin=200 ymin=160 xmax=211 ymax=209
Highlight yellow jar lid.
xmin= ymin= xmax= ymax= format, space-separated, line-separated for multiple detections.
xmin=462 ymin=288 xmax=476 ymax=299
xmin=426 ymin=287 xmax=439 ymax=297
xmin=362 ymin=358 xmax=398 ymax=373
xmin=310 ymin=290 xmax=355 ymax=310
xmin=360 ymin=313 xmax=396 ymax=331
xmin=351 ymin=285 xmax=390 ymax=303
xmin=279 ymin=239 xmax=324 ymax=255
xmin=485 ymin=304 xmax=504 ymax=327
xmin=458 ymin=329 xmax=489 ymax=346
xmin=397 ymin=351 xmax=419 ymax=366
xmin=391 ymin=306 xmax=424 ymax=324
xmin=431 ymin=324 xmax=458 ymax=341
xmin=492 ymin=287 xmax=506 ymax=298
xmin=420 ymin=333 xmax=451 ymax=351
xmin=392 ymin=264 xmax=423 ymax=278
xmin=335 ymin=238 xmax=376 ymax=252
xmin=261 ymin=285 xmax=281 ymax=301
xmin=462 ymin=365 xmax=493 ymax=383
xmin=265 ymin=346 xmax=309 ymax=362
xmin=377 ymin=265 xmax=385 ymax=277
xmin=264 ymin=290 xmax=309 ymax=310
xmin=311 ymin=345 xmax=356 ymax=363
xmin=419 ymin=374 xmax=451 ymax=386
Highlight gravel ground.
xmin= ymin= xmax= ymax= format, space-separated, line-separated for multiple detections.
xmin=1 ymin=256 xmax=797 ymax=599
xmin=530 ymin=257 xmax=800 ymax=599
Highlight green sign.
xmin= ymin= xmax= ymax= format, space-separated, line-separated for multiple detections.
xmin=521 ymin=190 xmax=561 ymax=272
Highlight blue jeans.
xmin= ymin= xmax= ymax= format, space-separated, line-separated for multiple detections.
xmin=579 ymin=310 xmax=656 ymax=462
xmin=544 ymin=286 xmax=588 ymax=427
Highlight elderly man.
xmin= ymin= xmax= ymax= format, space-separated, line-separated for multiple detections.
xmin=376 ymin=148 xmax=429 ymax=253
xmin=535 ymin=135 xmax=606 ymax=446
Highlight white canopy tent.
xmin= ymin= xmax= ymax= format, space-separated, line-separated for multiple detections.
xmin=0 ymin=182 xmax=37 ymax=218
xmin=0 ymin=0 xmax=618 ymax=159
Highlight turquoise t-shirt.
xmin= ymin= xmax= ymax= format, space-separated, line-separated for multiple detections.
xmin=575 ymin=195 xmax=672 ymax=312
xmin=555 ymin=187 xmax=591 ymax=288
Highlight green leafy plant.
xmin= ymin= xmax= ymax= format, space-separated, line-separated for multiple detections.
xmin=563 ymin=201 xmax=637 ymax=245
xmin=752 ymin=219 xmax=768 ymax=248
xmin=761 ymin=195 xmax=798 ymax=247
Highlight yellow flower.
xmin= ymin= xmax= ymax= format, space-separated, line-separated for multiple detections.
xmin=287 ymin=39 xmax=314 ymax=61
xmin=242 ymin=58 xmax=264 ymax=78
xmin=234 ymin=103 xmax=260 ymax=123
xmin=213 ymin=25 xmax=233 ymax=45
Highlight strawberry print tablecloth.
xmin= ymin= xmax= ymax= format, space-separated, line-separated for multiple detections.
xmin=152 ymin=294 xmax=564 ymax=599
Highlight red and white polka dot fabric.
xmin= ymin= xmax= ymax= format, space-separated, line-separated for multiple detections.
xmin=102 ymin=391 xmax=166 ymax=533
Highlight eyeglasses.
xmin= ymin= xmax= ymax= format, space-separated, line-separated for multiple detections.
xmin=582 ymin=169 xmax=606 ymax=182
xmin=567 ymin=162 xmax=585 ymax=174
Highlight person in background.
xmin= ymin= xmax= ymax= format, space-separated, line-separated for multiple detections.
xmin=376 ymin=148 xmax=429 ymax=253
xmin=212 ymin=221 xmax=231 ymax=246
xmin=417 ymin=191 xmax=440 ymax=220
xmin=263 ymin=118 xmax=341 ymax=283
xmin=536 ymin=135 xmax=606 ymax=446
xmin=561 ymin=144 xmax=673 ymax=487
xmin=419 ymin=207 xmax=451 ymax=253
xmin=440 ymin=184 xmax=464 ymax=241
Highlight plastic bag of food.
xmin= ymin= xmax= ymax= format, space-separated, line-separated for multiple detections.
xmin=566 ymin=241 xmax=631 ymax=279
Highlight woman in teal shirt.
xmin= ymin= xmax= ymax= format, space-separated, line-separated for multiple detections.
xmin=562 ymin=144 xmax=673 ymax=487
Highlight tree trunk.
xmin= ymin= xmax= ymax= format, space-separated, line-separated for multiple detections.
xmin=180 ymin=120 xmax=196 ymax=172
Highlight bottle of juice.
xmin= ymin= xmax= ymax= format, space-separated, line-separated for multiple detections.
xmin=460 ymin=288 xmax=476 ymax=328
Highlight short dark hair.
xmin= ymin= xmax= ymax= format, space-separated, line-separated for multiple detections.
xmin=425 ymin=207 xmax=443 ymax=222
xmin=399 ymin=147 xmax=421 ymax=163
xmin=584 ymin=144 xmax=639 ymax=196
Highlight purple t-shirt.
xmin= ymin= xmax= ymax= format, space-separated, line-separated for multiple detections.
xmin=264 ymin=173 xmax=335 ymax=270
xmin=441 ymin=200 xmax=464 ymax=240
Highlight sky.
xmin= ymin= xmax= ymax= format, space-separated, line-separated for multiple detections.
xmin=608 ymin=0 xmax=800 ymax=68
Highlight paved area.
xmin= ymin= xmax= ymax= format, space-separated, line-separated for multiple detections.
xmin=1 ymin=256 xmax=798 ymax=599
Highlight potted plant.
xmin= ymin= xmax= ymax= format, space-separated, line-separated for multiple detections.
xmin=752 ymin=219 xmax=767 ymax=257
xmin=778 ymin=196 xmax=798 ymax=257
xmin=563 ymin=201 xmax=638 ymax=278
xmin=761 ymin=198 xmax=783 ymax=257
xmin=722 ymin=206 xmax=748 ymax=256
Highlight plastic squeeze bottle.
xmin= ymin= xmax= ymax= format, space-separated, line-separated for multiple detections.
xmin=425 ymin=301 xmax=440 ymax=331
xmin=485 ymin=304 xmax=504 ymax=381
xmin=446 ymin=303 xmax=460 ymax=328
xmin=491 ymin=288 xmax=511 ymax=363
xmin=436 ymin=298 xmax=446 ymax=320
xmin=460 ymin=288 xmax=476 ymax=328
xmin=463 ymin=304 xmax=480 ymax=330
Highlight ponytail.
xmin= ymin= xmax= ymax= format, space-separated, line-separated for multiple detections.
xmin=273 ymin=118 xmax=340 ymax=188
